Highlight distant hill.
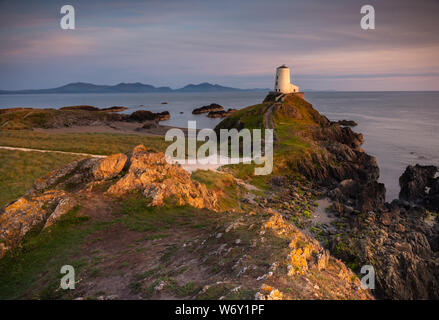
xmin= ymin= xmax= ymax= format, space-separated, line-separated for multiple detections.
xmin=0 ymin=82 xmax=269 ymax=94
xmin=175 ymin=82 xmax=241 ymax=92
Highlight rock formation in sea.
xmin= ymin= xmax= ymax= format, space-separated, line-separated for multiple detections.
xmin=207 ymin=108 xmax=237 ymax=118
xmin=192 ymin=103 xmax=224 ymax=114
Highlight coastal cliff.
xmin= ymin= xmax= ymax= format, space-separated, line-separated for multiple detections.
xmin=215 ymin=92 xmax=439 ymax=299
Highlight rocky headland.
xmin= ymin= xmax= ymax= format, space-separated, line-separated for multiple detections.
xmin=0 ymin=92 xmax=438 ymax=300
xmin=215 ymin=92 xmax=439 ymax=299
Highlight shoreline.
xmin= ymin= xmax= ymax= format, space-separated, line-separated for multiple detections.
xmin=33 ymin=121 xmax=194 ymax=136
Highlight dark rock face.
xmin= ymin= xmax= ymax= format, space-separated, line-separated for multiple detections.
xmin=128 ymin=110 xmax=170 ymax=122
xmin=399 ymin=164 xmax=439 ymax=210
xmin=207 ymin=108 xmax=236 ymax=118
xmin=325 ymin=200 xmax=439 ymax=299
xmin=192 ymin=103 xmax=224 ymax=114
xmin=314 ymin=148 xmax=439 ymax=299
xmin=267 ymin=96 xmax=439 ymax=299
xmin=333 ymin=120 xmax=358 ymax=127
xmin=292 ymin=119 xmax=385 ymax=213
xmin=101 ymin=106 xmax=128 ymax=112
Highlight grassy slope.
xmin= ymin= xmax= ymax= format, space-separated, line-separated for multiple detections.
xmin=215 ymin=103 xmax=270 ymax=130
xmin=0 ymin=178 xmax=256 ymax=300
xmin=0 ymin=108 xmax=118 ymax=130
xmin=0 ymin=131 xmax=169 ymax=155
xmin=216 ymin=94 xmax=320 ymax=186
xmin=0 ymin=131 xmax=171 ymax=207
xmin=272 ymin=95 xmax=320 ymax=171
xmin=0 ymin=150 xmax=84 ymax=207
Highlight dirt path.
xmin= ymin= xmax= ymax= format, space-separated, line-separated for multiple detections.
xmin=0 ymin=145 xmax=106 ymax=158
xmin=0 ymin=145 xmax=241 ymax=174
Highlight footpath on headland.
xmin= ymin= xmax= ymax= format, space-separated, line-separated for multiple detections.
xmin=0 ymin=145 xmax=238 ymax=172
xmin=0 ymin=145 xmax=106 ymax=158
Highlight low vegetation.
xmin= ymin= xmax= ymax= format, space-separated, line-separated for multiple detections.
xmin=0 ymin=149 xmax=83 ymax=207
xmin=0 ymin=131 xmax=170 ymax=155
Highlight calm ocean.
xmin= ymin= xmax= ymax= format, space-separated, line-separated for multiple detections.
xmin=1 ymin=91 xmax=438 ymax=201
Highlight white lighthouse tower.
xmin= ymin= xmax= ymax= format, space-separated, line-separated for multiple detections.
xmin=274 ymin=65 xmax=299 ymax=94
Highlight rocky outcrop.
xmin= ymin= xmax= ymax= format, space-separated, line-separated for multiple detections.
xmin=264 ymin=211 xmax=330 ymax=276
xmin=0 ymin=190 xmax=75 ymax=258
xmin=399 ymin=164 xmax=439 ymax=210
xmin=304 ymin=124 xmax=439 ymax=299
xmin=333 ymin=120 xmax=358 ymax=127
xmin=324 ymin=200 xmax=439 ymax=299
xmin=107 ymin=145 xmax=218 ymax=210
xmin=60 ymin=105 xmax=102 ymax=111
xmin=101 ymin=106 xmax=128 ymax=112
xmin=92 ymin=153 xmax=127 ymax=180
xmin=0 ymin=145 xmax=218 ymax=259
xmin=59 ymin=105 xmax=128 ymax=112
xmin=207 ymin=108 xmax=236 ymax=118
xmin=128 ymin=110 xmax=170 ymax=122
xmin=261 ymin=209 xmax=372 ymax=300
xmin=192 ymin=103 xmax=224 ymax=114
xmin=246 ymin=93 xmax=439 ymax=299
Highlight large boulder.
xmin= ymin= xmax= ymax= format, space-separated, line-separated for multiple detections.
xmin=192 ymin=103 xmax=224 ymax=114
xmin=128 ymin=110 xmax=170 ymax=122
xmin=92 ymin=153 xmax=127 ymax=180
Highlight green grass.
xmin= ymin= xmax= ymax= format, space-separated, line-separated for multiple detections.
xmin=0 ymin=108 xmax=124 ymax=130
xmin=0 ymin=149 xmax=84 ymax=207
xmin=191 ymin=170 xmax=242 ymax=210
xmin=0 ymin=131 xmax=170 ymax=155
xmin=0 ymin=206 xmax=113 ymax=299
xmin=195 ymin=282 xmax=255 ymax=300
xmin=116 ymin=194 xmax=216 ymax=233
xmin=215 ymin=103 xmax=269 ymax=131
xmin=0 ymin=131 xmax=171 ymax=207
xmin=0 ymin=109 xmax=60 ymax=130
xmin=164 ymin=278 xmax=201 ymax=297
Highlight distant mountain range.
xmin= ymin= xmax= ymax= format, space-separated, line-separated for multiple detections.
xmin=0 ymin=82 xmax=269 ymax=94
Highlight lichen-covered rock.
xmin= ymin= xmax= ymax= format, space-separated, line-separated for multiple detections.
xmin=32 ymin=161 xmax=81 ymax=192
xmin=92 ymin=153 xmax=127 ymax=180
xmin=255 ymin=284 xmax=284 ymax=300
xmin=107 ymin=145 xmax=218 ymax=210
xmin=263 ymin=210 xmax=329 ymax=276
xmin=0 ymin=190 xmax=74 ymax=258
xmin=43 ymin=196 xmax=77 ymax=229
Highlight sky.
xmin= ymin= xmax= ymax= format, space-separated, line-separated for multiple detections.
xmin=0 ymin=0 xmax=439 ymax=91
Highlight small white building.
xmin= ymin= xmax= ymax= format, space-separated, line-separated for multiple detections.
xmin=274 ymin=65 xmax=299 ymax=94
